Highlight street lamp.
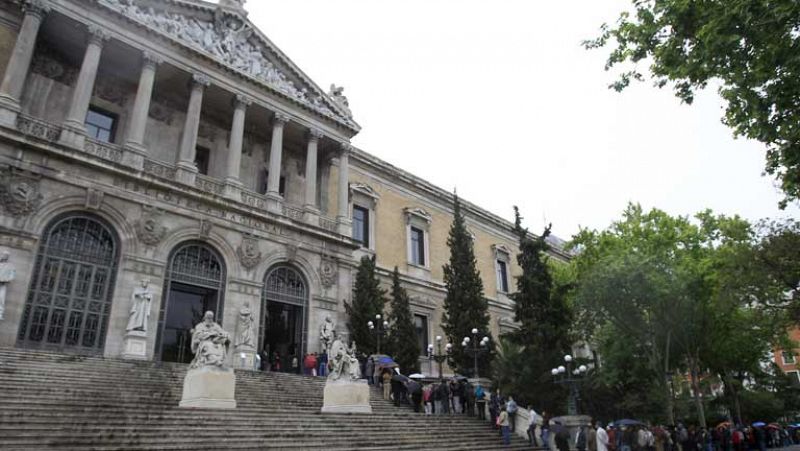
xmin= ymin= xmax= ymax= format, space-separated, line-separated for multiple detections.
xmin=428 ymin=335 xmax=452 ymax=380
xmin=462 ymin=328 xmax=490 ymax=379
xmin=367 ymin=314 xmax=389 ymax=354
xmin=551 ymin=354 xmax=588 ymax=416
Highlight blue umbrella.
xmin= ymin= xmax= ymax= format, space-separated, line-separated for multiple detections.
xmin=616 ymin=419 xmax=646 ymax=427
xmin=752 ymin=422 xmax=766 ymax=427
xmin=378 ymin=356 xmax=395 ymax=365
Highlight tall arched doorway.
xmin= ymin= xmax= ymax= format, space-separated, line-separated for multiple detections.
xmin=17 ymin=213 xmax=120 ymax=355
xmin=260 ymin=266 xmax=308 ymax=373
xmin=156 ymin=241 xmax=226 ymax=363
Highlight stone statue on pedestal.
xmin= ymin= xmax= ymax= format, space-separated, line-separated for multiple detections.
xmin=328 ymin=337 xmax=360 ymax=382
xmin=189 ymin=311 xmax=231 ymax=369
xmin=320 ymin=315 xmax=335 ymax=352
xmin=125 ymin=279 xmax=153 ymax=332
xmin=0 ymin=251 xmax=15 ymax=320
xmin=234 ymin=302 xmax=255 ymax=350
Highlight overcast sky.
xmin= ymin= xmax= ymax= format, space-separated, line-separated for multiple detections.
xmin=243 ymin=0 xmax=799 ymax=239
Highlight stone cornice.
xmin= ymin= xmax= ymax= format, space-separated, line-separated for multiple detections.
xmin=349 ymin=147 xmax=572 ymax=261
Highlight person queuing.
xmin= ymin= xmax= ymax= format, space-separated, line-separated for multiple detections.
xmin=475 ymin=384 xmax=487 ymax=420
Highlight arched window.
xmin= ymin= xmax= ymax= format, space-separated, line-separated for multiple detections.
xmin=18 ymin=213 xmax=119 ymax=354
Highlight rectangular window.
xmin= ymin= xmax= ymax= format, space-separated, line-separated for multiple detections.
xmin=258 ymin=170 xmax=286 ymax=196
xmin=496 ymin=259 xmax=509 ymax=292
xmin=352 ymin=205 xmax=369 ymax=247
xmin=195 ymin=146 xmax=210 ymax=175
xmin=788 ymin=371 xmax=800 ymax=386
xmin=410 ymin=227 xmax=425 ymax=266
xmin=85 ymin=107 xmax=117 ymax=143
xmin=783 ymin=351 xmax=796 ymax=365
xmin=414 ymin=314 xmax=428 ymax=356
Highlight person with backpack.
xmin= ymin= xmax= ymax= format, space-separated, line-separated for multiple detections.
xmin=475 ymin=384 xmax=486 ymax=420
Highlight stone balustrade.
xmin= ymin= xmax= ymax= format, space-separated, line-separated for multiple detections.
xmin=195 ymin=174 xmax=224 ymax=196
xmin=16 ymin=114 xmax=59 ymax=141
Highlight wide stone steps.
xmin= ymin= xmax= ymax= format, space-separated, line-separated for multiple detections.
xmin=0 ymin=347 xmax=533 ymax=450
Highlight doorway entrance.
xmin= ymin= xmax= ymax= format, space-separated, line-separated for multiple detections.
xmin=260 ymin=266 xmax=307 ymax=373
xmin=156 ymin=242 xmax=225 ymax=364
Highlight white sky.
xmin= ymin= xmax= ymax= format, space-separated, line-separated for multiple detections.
xmin=243 ymin=0 xmax=799 ymax=238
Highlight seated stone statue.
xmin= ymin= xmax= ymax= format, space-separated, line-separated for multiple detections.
xmin=189 ymin=311 xmax=231 ymax=369
xmin=328 ymin=337 xmax=361 ymax=382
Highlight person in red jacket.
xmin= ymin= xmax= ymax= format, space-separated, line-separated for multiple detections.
xmin=303 ymin=353 xmax=318 ymax=376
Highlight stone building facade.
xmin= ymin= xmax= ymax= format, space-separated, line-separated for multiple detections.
xmin=0 ymin=0 xmax=568 ymax=373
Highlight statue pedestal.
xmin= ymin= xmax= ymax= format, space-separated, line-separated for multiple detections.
xmin=122 ymin=330 xmax=148 ymax=360
xmin=179 ymin=366 xmax=237 ymax=409
xmin=233 ymin=347 xmax=256 ymax=370
xmin=321 ymin=379 xmax=372 ymax=414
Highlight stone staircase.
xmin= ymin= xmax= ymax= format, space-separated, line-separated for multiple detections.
xmin=0 ymin=347 xmax=533 ymax=450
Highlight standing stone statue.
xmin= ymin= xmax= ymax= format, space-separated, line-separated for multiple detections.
xmin=0 ymin=251 xmax=14 ymax=320
xmin=320 ymin=315 xmax=336 ymax=352
xmin=125 ymin=279 xmax=153 ymax=332
xmin=234 ymin=302 xmax=255 ymax=350
xmin=189 ymin=311 xmax=231 ymax=369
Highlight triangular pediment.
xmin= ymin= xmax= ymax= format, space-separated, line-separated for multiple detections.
xmin=98 ymin=0 xmax=359 ymax=132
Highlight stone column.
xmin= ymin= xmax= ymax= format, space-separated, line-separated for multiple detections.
xmin=336 ymin=143 xmax=352 ymax=236
xmin=59 ymin=25 xmax=109 ymax=148
xmin=304 ymin=128 xmax=322 ymax=222
xmin=0 ymin=0 xmax=50 ymax=127
xmin=223 ymin=94 xmax=251 ymax=199
xmin=122 ymin=51 xmax=161 ymax=169
xmin=175 ymin=73 xmax=210 ymax=185
xmin=265 ymin=112 xmax=289 ymax=213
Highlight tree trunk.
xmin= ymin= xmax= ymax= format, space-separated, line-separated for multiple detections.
xmin=689 ymin=356 xmax=707 ymax=429
xmin=664 ymin=332 xmax=676 ymax=425
xmin=724 ymin=371 xmax=743 ymax=425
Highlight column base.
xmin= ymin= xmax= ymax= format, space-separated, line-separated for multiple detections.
xmin=336 ymin=216 xmax=352 ymax=236
xmin=175 ymin=161 xmax=198 ymax=185
xmin=122 ymin=330 xmax=148 ymax=360
xmin=122 ymin=142 xmax=147 ymax=170
xmin=265 ymin=192 xmax=283 ymax=214
xmin=59 ymin=120 xmax=87 ymax=148
xmin=0 ymin=95 xmax=21 ymax=129
xmin=304 ymin=205 xmax=320 ymax=225
xmin=223 ymin=179 xmax=243 ymax=200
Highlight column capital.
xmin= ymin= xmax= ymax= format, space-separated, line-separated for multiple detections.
xmin=142 ymin=51 xmax=163 ymax=68
xmin=308 ymin=128 xmax=324 ymax=141
xmin=191 ymin=73 xmax=211 ymax=88
xmin=23 ymin=0 xmax=50 ymax=19
xmin=233 ymin=94 xmax=252 ymax=109
xmin=339 ymin=142 xmax=352 ymax=156
xmin=87 ymin=25 xmax=110 ymax=46
xmin=273 ymin=112 xmax=290 ymax=125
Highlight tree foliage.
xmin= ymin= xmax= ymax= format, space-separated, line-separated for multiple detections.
xmin=345 ymin=255 xmax=386 ymax=356
xmin=386 ymin=267 xmax=421 ymax=374
xmin=442 ymin=194 xmax=493 ymax=376
xmin=585 ymin=0 xmax=800 ymax=207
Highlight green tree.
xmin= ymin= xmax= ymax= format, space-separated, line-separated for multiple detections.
xmin=584 ymin=1 xmax=800 ymax=208
xmin=442 ymin=194 xmax=493 ymax=376
xmin=505 ymin=207 xmax=573 ymax=413
xmin=345 ymin=255 xmax=386 ymax=356
xmin=386 ymin=267 xmax=421 ymax=373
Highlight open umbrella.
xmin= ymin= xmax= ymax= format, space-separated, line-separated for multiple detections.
xmin=408 ymin=373 xmax=425 ymax=379
xmin=766 ymin=423 xmax=781 ymax=430
xmin=616 ymin=419 xmax=646 ymax=427
xmin=752 ymin=422 xmax=766 ymax=428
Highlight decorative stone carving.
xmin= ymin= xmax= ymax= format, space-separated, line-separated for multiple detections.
xmin=189 ymin=311 xmax=232 ymax=369
xmin=31 ymin=43 xmax=77 ymax=85
xmin=0 ymin=250 xmax=15 ymax=320
xmin=93 ymin=76 xmax=127 ymax=106
xmin=328 ymin=84 xmax=353 ymax=119
xmin=0 ymin=168 xmax=43 ymax=217
xmin=126 ymin=279 xmax=153 ymax=332
xmin=23 ymin=0 xmax=52 ymax=18
xmin=234 ymin=302 xmax=255 ymax=350
xmin=133 ymin=206 xmax=168 ymax=246
xmin=286 ymin=244 xmax=298 ymax=262
xmin=85 ymin=188 xmax=104 ymax=210
xmin=319 ymin=257 xmax=337 ymax=289
xmin=349 ymin=182 xmax=380 ymax=201
xmin=148 ymin=100 xmax=176 ymax=125
xmin=236 ymin=234 xmax=262 ymax=270
xmin=99 ymin=0 xmax=353 ymax=124
xmin=319 ymin=315 xmax=336 ymax=352
xmin=199 ymin=219 xmax=213 ymax=237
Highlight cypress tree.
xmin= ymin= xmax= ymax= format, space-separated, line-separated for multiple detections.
xmin=386 ymin=267 xmax=421 ymax=373
xmin=345 ymin=255 xmax=386 ymax=356
xmin=442 ymin=194 xmax=493 ymax=376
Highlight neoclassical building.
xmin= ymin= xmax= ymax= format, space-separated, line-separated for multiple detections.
xmin=0 ymin=0 xmax=568 ymax=372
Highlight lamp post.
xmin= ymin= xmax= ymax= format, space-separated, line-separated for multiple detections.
xmin=367 ymin=314 xmax=389 ymax=355
xmin=427 ymin=335 xmax=452 ymax=380
xmin=551 ymin=354 xmax=588 ymax=416
xmin=462 ymin=327 xmax=490 ymax=379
